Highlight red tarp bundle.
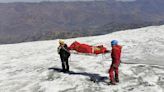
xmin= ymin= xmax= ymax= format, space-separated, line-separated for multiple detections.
xmin=69 ymin=41 xmax=108 ymax=54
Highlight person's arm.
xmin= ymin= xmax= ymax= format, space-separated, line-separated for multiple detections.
xmin=111 ymin=48 xmax=120 ymax=68
xmin=57 ymin=46 xmax=61 ymax=54
xmin=112 ymin=48 xmax=117 ymax=59
xmin=62 ymin=44 xmax=70 ymax=54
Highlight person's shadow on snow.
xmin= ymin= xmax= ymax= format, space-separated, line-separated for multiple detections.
xmin=48 ymin=67 xmax=108 ymax=83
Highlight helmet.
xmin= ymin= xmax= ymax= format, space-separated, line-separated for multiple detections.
xmin=59 ymin=39 xmax=64 ymax=44
xmin=111 ymin=40 xmax=118 ymax=46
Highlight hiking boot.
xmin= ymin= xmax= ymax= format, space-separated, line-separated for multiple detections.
xmin=61 ymin=69 xmax=66 ymax=72
xmin=115 ymin=78 xmax=119 ymax=83
xmin=108 ymin=80 xmax=116 ymax=85
xmin=66 ymin=69 xmax=69 ymax=72
xmin=65 ymin=70 xmax=70 ymax=73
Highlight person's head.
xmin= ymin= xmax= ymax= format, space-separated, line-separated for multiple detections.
xmin=111 ymin=40 xmax=118 ymax=47
xmin=59 ymin=39 xmax=65 ymax=45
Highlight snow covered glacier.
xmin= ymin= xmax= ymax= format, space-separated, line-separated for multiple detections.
xmin=0 ymin=25 xmax=164 ymax=92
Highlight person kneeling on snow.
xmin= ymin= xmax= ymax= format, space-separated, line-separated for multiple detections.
xmin=108 ymin=40 xmax=122 ymax=85
xmin=58 ymin=39 xmax=70 ymax=72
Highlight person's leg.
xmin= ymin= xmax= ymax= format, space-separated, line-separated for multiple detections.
xmin=61 ymin=58 xmax=66 ymax=71
xmin=114 ymin=67 xmax=119 ymax=82
xmin=109 ymin=66 xmax=115 ymax=84
xmin=65 ymin=58 xmax=69 ymax=72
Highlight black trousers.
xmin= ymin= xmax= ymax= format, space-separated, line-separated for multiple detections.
xmin=61 ymin=58 xmax=69 ymax=71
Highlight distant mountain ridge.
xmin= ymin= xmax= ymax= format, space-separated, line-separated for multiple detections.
xmin=0 ymin=0 xmax=164 ymax=44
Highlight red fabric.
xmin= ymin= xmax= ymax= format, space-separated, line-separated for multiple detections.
xmin=69 ymin=41 xmax=107 ymax=54
xmin=69 ymin=41 xmax=81 ymax=51
xmin=77 ymin=44 xmax=92 ymax=53
xmin=109 ymin=45 xmax=122 ymax=81
xmin=94 ymin=45 xmax=107 ymax=54
xmin=111 ymin=45 xmax=122 ymax=67
xmin=109 ymin=66 xmax=119 ymax=81
xmin=69 ymin=41 xmax=92 ymax=53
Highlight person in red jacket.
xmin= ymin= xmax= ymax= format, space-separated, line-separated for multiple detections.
xmin=108 ymin=40 xmax=122 ymax=85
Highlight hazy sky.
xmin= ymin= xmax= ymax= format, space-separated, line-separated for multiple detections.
xmin=0 ymin=0 xmax=135 ymax=3
xmin=0 ymin=0 xmax=96 ymax=3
